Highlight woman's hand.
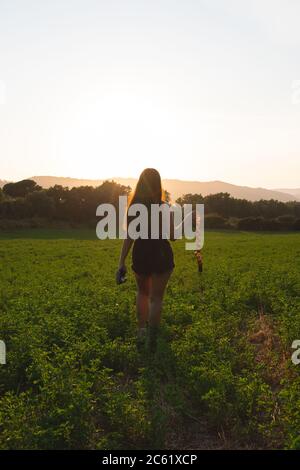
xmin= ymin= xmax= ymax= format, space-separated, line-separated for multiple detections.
xmin=118 ymin=262 xmax=126 ymax=273
xmin=116 ymin=264 xmax=127 ymax=284
xmin=116 ymin=239 xmax=133 ymax=284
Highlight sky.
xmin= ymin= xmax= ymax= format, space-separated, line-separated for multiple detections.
xmin=0 ymin=0 xmax=299 ymax=188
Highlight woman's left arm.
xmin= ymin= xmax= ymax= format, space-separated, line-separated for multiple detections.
xmin=118 ymin=238 xmax=134 ymax=270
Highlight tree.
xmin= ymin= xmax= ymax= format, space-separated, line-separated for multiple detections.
xmin=3 ymin=179 xmax=42 ymax=198
xmin=176 ymin=193 xmax=204 ymax=206
xmin=27 ymin=190 xmax=55 ymax=218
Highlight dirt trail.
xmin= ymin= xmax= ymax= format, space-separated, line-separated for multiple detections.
xmin=164 ymin=417 xmax=254 ymax=450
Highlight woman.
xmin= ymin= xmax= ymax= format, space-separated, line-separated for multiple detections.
xmin=117 ymin=168 xmax=175 ymax=353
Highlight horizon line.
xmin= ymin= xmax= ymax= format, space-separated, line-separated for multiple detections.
xmin=0 ymin=174 xmax=299 ymax=192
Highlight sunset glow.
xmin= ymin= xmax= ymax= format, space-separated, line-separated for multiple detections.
xmin=0 ymin=0 xmax=300 ymax=187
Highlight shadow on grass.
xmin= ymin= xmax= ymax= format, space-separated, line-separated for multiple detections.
xmin=136 ymin=331 xmax=182 ymax=449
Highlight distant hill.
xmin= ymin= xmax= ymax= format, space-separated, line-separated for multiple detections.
xmin=26 ymin=175 xmax=299 ymax=203
xmin=161 ymin=180 xmax=298 ymax=203
xmin=0 ymin=179 xmax=9 ymax=188
xmin=275 ymin=188 xmax=300 ymax=199
xmin=29 ymin=176 xmax=104 ymax=189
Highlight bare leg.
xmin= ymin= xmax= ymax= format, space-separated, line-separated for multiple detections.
xmin=135 ymin=273 xmax=151 ymax=328
xmin=149 ymin=270 xmax=172 ymax=327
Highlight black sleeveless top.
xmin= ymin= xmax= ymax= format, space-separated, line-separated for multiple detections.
xmin=127 ymin=201 xmax=175 ymax=275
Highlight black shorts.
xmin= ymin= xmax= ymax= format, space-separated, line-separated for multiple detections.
xmin=132 ymin=239 xmax=175 ymax=276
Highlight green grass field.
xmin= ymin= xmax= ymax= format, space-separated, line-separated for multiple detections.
xmin=0 ymin=230 xmax=300 ymax=449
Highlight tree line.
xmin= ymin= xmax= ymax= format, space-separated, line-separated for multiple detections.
xmin=0 ymin=179 xmax=299 ymax=230
xmin=177 ymin=192 xmax=300 ymax=230
xmin=0 ymin=179 xmax=130 ymax=227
